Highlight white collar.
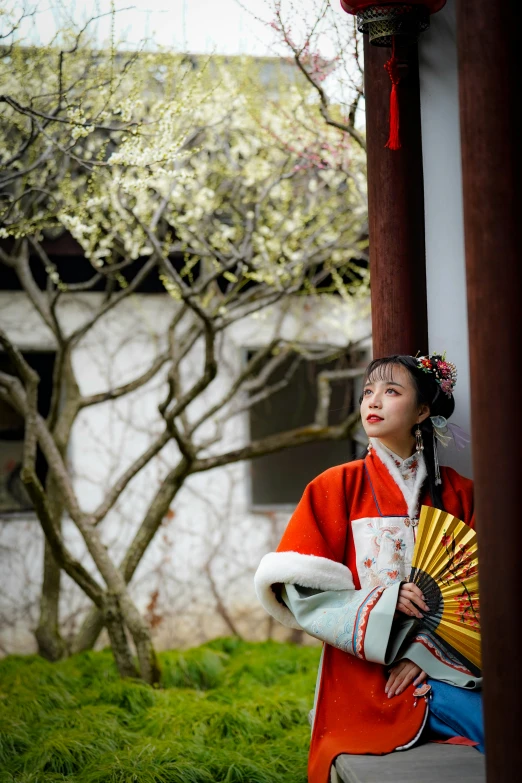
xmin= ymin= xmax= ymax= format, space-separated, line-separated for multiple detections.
xmin=370 ymin=437 xmax=427 ymax=520
xmin=377 ymin=441 xmax=419 ymax=470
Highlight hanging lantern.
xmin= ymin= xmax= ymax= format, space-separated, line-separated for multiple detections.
xmin=340 ymin=1 xmax=446 ymax=47
xmin=340 ymin=1 xmax=447 ymax=149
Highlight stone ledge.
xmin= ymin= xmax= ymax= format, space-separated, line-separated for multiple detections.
xmin=334 ymin=743 xmax=486 ymax=783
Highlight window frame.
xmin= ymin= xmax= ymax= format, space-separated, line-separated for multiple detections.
xmin=0 ymin=348 xmax=57 ymax=519
xmin=242 ymin=343 xmax=363 ymax=513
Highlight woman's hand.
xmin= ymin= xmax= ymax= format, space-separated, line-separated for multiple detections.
xmin=385 ymin=659 xmax=427 ymax=698
xmin=396 ymin=582 xmax=430 ymax=619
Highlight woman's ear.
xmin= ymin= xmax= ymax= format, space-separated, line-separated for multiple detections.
xmin=417 ymin=404 xmax=431 ymax=424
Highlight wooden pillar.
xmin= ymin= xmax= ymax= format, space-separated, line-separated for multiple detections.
xmin=364 ymin=37 xmax=428 ymax=358
xmin=456 ymin=0 xmax=522 ymax=777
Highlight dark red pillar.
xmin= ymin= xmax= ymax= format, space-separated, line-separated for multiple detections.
xmin=456 ymin=0 xmax=522 ymax=776
xmin=364 ymin=37 xmax=428 ymax=358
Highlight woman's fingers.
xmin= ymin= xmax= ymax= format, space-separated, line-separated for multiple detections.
xmin=397 ymin=599 xmax=422 ymax=618
xmin=387 ymin=663 xmax=423 ymax=698
xmin=387 ymin=670 xmax=406 ymax=697
xmin=384 ymin=675 xmax=395 ymax=695
xmin=414 ymin=670 xmax=428 ymax=686
xmin=385 ymin=662 xmax=406 ymax=694
xmin=398 ymin=584 xmax=430 ymax=613
xmin=393 ymin=666 xmax=419 ymax=696
xmin=401 ymin=584 xmax=429 ymax=611
xmin=410 ymin=594 xmax=430 ymax=613
xmin=411 ymin=584 xmax=429 ymax=609
xmin=401 ymin=583 xmax=422 ymax=599
xmin=396 ymin=597 xmax=423 ymax=619
xmin=386 ymin=659 xmax=428 ymax=699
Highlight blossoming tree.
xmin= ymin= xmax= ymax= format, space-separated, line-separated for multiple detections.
xmin=0 ymin=8 xmax=368 ymax=681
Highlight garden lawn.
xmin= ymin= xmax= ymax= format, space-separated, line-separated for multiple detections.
xmin=0 ymin=638 xmax=320 ymax=783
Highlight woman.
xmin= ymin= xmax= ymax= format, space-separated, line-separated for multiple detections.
xmin=254 ymin=354 xmax=484 ymax=783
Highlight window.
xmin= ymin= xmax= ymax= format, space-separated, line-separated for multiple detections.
xmin=0 ymin=351 xmax=55 ymax=514
xmin=247 ymin=348 xmax=367 ymax=508
xmin=0 ymin=234 xmax=172 ymax=293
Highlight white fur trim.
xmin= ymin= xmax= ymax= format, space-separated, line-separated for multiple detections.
xmin=370 ymin=438 xmax=427 ymax=519
xmin=395 ymin=704 xmax=429 ymax=751
xmin=254 ymin=551 xmax=355 ymax=629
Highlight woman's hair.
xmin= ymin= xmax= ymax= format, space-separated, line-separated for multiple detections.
xmin=361 ymin=354 xmax=455 ymax=509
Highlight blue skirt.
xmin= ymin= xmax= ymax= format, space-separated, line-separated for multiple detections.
xmin=424 ymin=679 xmax=485 ymax=753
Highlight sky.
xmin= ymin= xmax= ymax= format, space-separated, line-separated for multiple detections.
xmin=6 ymin=0 xmax=361 ymax=122
xmin=12 ymin=0 xmax=347 ymax=57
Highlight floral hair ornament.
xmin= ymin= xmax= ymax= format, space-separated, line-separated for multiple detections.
xmin=415 ymin=352 xmax=458 ymax=397
xmin=414 ymin=351 xmax=470 ymax=485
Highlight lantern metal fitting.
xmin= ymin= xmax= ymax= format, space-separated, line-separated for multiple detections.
xmin=356 ymin=4 xmax=430 ymax=47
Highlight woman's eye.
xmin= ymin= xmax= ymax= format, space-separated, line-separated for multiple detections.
xmin=385 ymin=388 xmax=398 ymax=395
xmin=363 ymin=388 xmax=372 ymax=396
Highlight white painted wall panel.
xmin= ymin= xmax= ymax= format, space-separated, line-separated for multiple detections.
xmin=419 ymin=0 xmax=472 ymax=477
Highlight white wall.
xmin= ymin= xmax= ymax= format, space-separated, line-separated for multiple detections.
xmin=419 ymin=0 xmax=472 ymax=478
xmin=0 ymin=291 xmax=370 ymax=654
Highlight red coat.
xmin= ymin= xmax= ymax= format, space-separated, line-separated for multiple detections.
xmin=255 ymin=449 xmax=475 ymax=783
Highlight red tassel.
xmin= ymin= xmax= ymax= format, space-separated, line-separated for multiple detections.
xmin=386 ymin=82 xmax=400 ymax=150
xmin=384 ymin=37 xmax=401 ymax=151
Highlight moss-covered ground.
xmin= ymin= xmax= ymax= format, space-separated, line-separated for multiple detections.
xmin=0 ymin=638 xmax=320 ymax=782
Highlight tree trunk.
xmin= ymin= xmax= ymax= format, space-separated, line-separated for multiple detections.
xmin=103 ymin=593 xmax=140 ymax=679
xmin=71 ymin=461 xmax=190 ymax=654
xmin=119 ymin=592 xmax=161 ymax=685
xmin=69 ymin=606 xmax=106 ymax=655
xmin=71 ymin=596 xmax=162 ymax=686
xmin=35 ymin=536 xmax=66 ymax=661
xmin=36 ymin=351 xmax=80 ymax=660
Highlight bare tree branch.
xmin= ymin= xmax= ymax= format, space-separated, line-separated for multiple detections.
xmin=291 ymin=54 xmax=366 ymax=151
xmin=316 ymin=367 xmax=364 ymax=428
xmin=0 ymin=367 xmax=83 ymax=522
xmin=79 ymin=350 xmax=170 ymax=408
xmin=67 ymin=256 xmax=158 ymax=347
xmin=21 ymin=472 xmax=104 ymax=606
xmin=72 ymin=457 xmax=192 ymax=653
xmin=90 ymin=429 xmax=172 ymax=525
xmin=10 ymin=240 xmax=61 ymax=339
xmin=0 ymin=94 xmax=141 ymax=133
xmin=190 ymin=411 xmax=361 ymax=474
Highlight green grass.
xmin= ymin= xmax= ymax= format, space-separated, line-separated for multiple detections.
xmin=0 ymin=639 xmax=320 ymax=783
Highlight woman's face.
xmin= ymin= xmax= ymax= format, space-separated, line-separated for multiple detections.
xmin=360 ymin=363 xmax=430 ymax=442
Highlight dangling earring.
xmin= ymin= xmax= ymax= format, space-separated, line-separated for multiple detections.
xmin=433 ymin=430 xmax=442 ymax=485
xmin=367 ymin=441 xmax=372 ymax=452
xmin=415 ymin=425 xmax=424 ymax=453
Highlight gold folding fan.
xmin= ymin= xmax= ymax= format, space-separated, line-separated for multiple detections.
xmin=409 ymin=505 xmax=481 ymax=670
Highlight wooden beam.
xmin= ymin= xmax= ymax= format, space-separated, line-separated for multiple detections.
xmin=363 ymin=37 xmax=428 ymax=358
xmin=456 ymin=0 xmax=522 ymax=777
